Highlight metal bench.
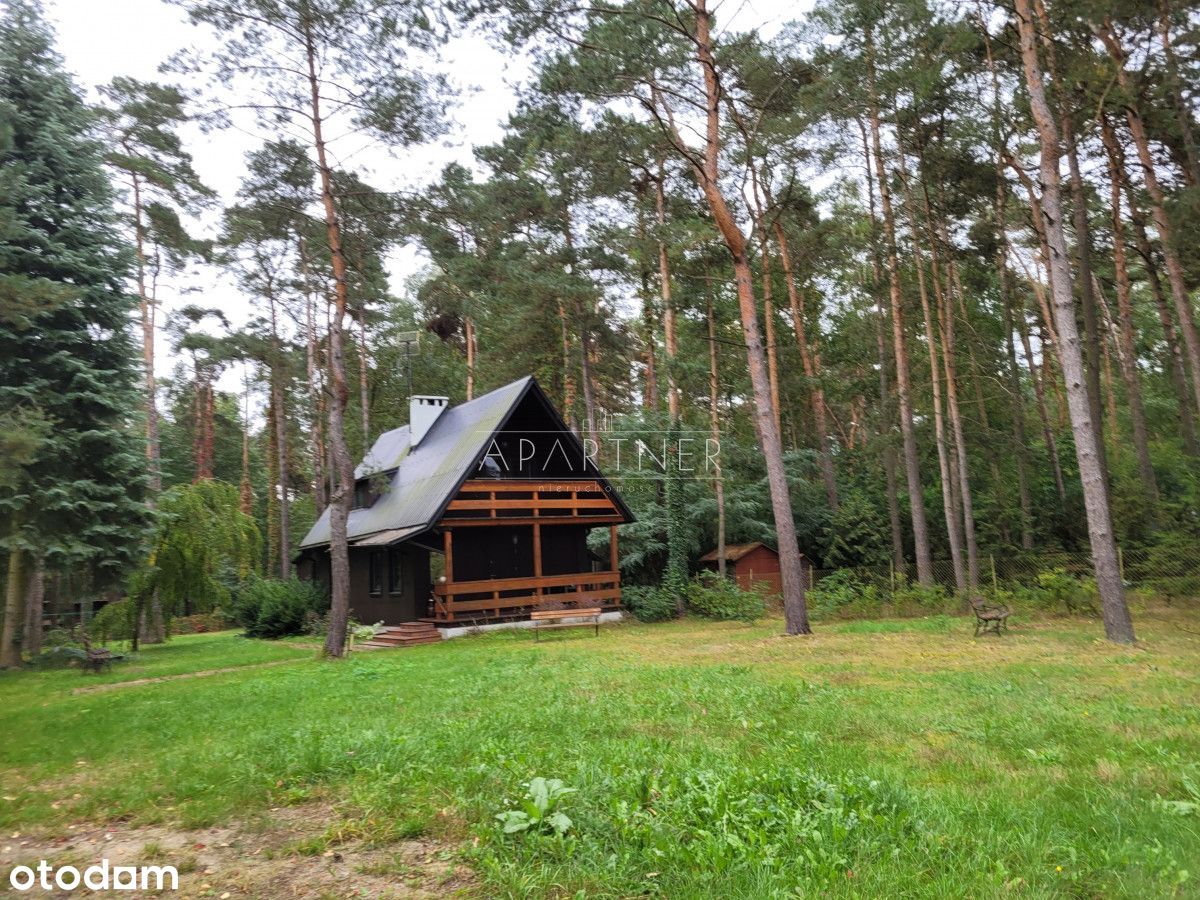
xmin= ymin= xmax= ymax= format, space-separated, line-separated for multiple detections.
xmin=76 ymin=627 xmax=124 ymax=674
xmin=530 ymin=607 xmax=603 ymax=641
xmin=970 ymin=596 xmax=1011 ymax=637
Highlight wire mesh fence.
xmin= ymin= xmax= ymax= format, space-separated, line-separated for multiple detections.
xmin=807 ymin=544 xmax=1200 ymax=611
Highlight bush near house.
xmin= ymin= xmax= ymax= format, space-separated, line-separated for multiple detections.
xmin=229 ymin=576 xmax=329 ymax=639
xmin=683 ymin=570 xmax=766 ymax=621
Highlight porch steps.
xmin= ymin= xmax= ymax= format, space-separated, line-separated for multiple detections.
xmin=358 ymin=622 xmax=443 ymax=649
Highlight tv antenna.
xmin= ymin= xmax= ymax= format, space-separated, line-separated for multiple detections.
xmin=396 ymin=330 xmax=420 ymax=397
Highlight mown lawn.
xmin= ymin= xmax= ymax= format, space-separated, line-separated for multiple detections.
xmin=1 ymin=611 xmax=1198 ymax=897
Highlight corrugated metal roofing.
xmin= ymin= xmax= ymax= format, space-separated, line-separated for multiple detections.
xmin=351 ymin=525 xmax=426 ymax=546
xmin=299 ymin=376 xmax=533 ymax=549
xmin=355 ymin=426 xmax=411 ymax=478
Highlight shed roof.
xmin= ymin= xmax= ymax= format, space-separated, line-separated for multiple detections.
xmin=299 ymin=376 xmax=632 ymax=550
xmin=698 ymin=542 xmax=778 ymax=564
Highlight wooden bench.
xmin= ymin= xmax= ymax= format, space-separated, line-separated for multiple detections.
xmin=530 ymin=607 xmax=602 ymax=641
xmin=970 ymin=596 xmax=1011 ymax=637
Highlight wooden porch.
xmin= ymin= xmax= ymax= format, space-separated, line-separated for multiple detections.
xmin=426 ymin=479 xmax=622 ymax=624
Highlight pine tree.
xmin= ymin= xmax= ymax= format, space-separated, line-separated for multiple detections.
xmin=0 ymin=0 xmax=149 ymax=666
xmin=97 ymin=77 xmax=213 ymax=496
xmin=174 ymin=0 xmax=459 ymax=657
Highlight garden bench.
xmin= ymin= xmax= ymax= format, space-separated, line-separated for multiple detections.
xmin=530 ymin=607 xmax=602 ymax=641
xmin=84 ymin=647 xmax=117 ymax=674
xmin=970 ymin=596 xmax=1010 ymax=637
xmin=76 ymin=627 xmax=124 ymax=674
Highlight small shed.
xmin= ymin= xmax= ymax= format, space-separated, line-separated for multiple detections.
xmin=699 ymin=542 xmax=783 ymax=596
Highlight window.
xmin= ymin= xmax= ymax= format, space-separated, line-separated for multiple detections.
xmin=369 ymin=551 xmax=384 ymax=595
xmin=353 ymin=478 xmax=378 ymax=510
xmin=388 ymin=549 xmax=403 ymax=594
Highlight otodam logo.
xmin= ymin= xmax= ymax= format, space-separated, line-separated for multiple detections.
xmin=8 ymin=859 xmax=178 ymax=892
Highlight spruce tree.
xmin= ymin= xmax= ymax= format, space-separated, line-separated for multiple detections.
xmin=0 ymin=0 xmax=148 ymax=666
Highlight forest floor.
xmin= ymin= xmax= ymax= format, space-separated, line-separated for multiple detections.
xmin=1 ymin=607 xmax=1198 ymax=898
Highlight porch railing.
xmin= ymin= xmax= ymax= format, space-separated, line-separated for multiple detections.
xmin=429 ymin=570 xmax=621 ymax=622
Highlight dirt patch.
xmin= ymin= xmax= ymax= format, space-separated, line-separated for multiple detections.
xmin=1 ymin=803 xmax=475 ymax=898
xmin=71 ymin=659 xmax=310 ymax=696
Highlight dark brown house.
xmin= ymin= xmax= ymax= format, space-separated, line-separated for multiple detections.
xmin=699 ymin=542 xmax=785 ymax=596
xmin=296 ymin=377 xmax=633 ymax=628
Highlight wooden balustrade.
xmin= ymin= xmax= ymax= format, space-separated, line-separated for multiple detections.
xmin=442 ymin=480 xmax=622 ymax=524
xmin=429 ymin=570 xmax=620 ymax=622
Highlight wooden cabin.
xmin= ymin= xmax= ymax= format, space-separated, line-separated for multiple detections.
xmin=296 ymin=376 xmax=634 ymax=628
xmin=699 ymin=542 xmax=784 ymax=596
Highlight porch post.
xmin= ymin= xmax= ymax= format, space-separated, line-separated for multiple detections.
xmin=533 ymin=521 xmax=542 ymax=607
xmin=443 ymin=528 xmax=454 ymax=622
xmin=609 ymin=524 xmax=618 ymax=573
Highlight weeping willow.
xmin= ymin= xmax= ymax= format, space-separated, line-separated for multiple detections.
xmin=128 ymin=480 xmax=261 ymax=636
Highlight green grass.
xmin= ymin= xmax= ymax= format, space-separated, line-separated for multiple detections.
xmin=0 ymin=630 xmax=314 ymax=697
xmin=2 ymin=612 xmax=1198 ymax=897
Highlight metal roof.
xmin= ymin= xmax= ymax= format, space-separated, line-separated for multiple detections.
xmin=300 ymin=376 xmax=531 ymax=548
xmin=299 ymin=375 xmax=632 ymax=550
xmin=351 ymin=525 xmax=426 ymax=546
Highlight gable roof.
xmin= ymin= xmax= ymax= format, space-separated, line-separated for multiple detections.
xmin=699 ymin=542 xmax=777 ymax=564
xmin=299 ymin=376 xmax=632 ymax=549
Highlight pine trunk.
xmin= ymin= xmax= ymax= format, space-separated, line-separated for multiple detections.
xmin=774 ymin=220 xmax=838 ymax=511
xmin=865 ymin=37 xmax=933 ymax=585
xmin=859 ymin=118 xmax=905 ymax=569
xmin=1065 ymin=127 xmax=1108 ymax=478
xmin=1098 ymin=22 xmax=1200 ymax=417
xmin=1018 ymin=0 xmax=1134 ymax=644
xmin=1121 ymin=157 xmax=1200 ymax=455
xmin=897 ymin=155 xmax=964 ymax=591
xmin=690 ymin=0 xmax=809 ymax=633
xmin=939 ymin=252 xmax=979 ymax=590
xmin=1157 ymin=0 xmax=1200 ymax=186
xmin=300 ymin=239 xmax=328 ymax=508
xmin=758 ymin=229 xmax=783 ymax=440
xmin=269 ymin=288 xmax=291 ymax=578
xmin=706 ymin=291 xmax=727 ymax=578
xmin=1099 ymin=119 xmax=1159 ymax=510
xmin=22 ymin=554 xmax=43 ymax=657
xmin=465 ymin=315 xmax=476 ymax=401
xmin=129 ymin=169 xmax=161 ymax=496
xmin=303 ymin=21 xmax=354 ymax=659
xmin=358 ymin=306 xmax=370 ymax=443
xmin=656 ymin=168 xmax=679 ymax=421
xmin=558 ymin=300 xmax=577 ymax=431
xmin=239 ymin=379 xmax=253 ymax=515
xmin=1 ymin=545 xmax=24 ymax=668
xmin=982 ymin=15 xmax=1034 ymax=548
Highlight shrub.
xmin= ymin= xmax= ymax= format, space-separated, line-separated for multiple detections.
xmin=1036 ymin=567 xmax=1097 ymax=615
xmin=890 ymin=576 xmax=947 ymax=613
xmin=87 ymin=598 xmax=137 ymax=644
xmin=622 ymin=585 xmax=678 ymax=622
xmin=232 ymin=576 xmax=329 ymax=639
xmin=808 ymin=570 xmax=880 ymax=619
xmin=171 ymin=612 xmax=231 ymax=635
xmin=26 ymin=645 xmax=91 ymax=669
xmin=684 ymin=571 xmax=765 ymax=622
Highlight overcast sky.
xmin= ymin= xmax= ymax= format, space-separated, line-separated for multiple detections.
xmin=46 ymin=0 xmax=813 ymax=399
